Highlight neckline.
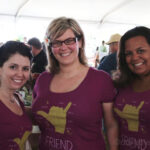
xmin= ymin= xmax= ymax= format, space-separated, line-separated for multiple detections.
xmin=49 ymin=67 xmax=91 ymax=95
xmin=129 ymin=84 xmax=150 ymax=94
xmin=0 ymin=95 xmax=24 ymax=117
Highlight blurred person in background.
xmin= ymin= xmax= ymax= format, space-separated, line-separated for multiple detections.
xmin=95 ymin=40 xmax=107 ymax=68
xmin=28 ymin=37 xmax=48 ymax=80
xmin=98 ymin=33 xmax=121 ymax=75
xmin=28 ymin=37 xmax=48 ymax=88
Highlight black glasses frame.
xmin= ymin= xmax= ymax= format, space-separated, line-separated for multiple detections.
xmin=50 ymin=36 xmax=82 ymax=48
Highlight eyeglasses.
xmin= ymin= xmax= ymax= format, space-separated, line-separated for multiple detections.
xmin=50 ymin=37 xmax=80 ymax=48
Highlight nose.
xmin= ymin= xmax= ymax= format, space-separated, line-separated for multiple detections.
xmin=60 ymin=42 xmax=67 ymax=50
xmin=16 ymin=69 xmax=23 ymax=76
xmin=132 ymin=52 xmax=139 ymax=60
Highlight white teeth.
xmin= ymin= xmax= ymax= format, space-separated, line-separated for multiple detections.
xmin=61 ymin=53 xmax=70 ymax=56
xmin=134 ymin=62 xmax=143 ymax=66
xmin=14 ymin=80 xmax=22 ymax=83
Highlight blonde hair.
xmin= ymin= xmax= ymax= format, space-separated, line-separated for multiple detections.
xmin=45 ymin=17 xmax=87 ymax=74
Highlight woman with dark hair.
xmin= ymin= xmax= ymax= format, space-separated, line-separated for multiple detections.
xmin=113 ymin=26 xmax=150 ymax=150
xmin=0 ymin=41 xmax=32 ymax=150
xmin=31 ymin=17 xmax=118 ymax=150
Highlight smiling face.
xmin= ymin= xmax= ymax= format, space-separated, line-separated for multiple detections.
xmin=0 ymin=53 xmax=30 ymax=91
xmin=125 ymin=36 xmax=150 ymax=77
xmin=51 ymin=29 xmax=82 ymax=67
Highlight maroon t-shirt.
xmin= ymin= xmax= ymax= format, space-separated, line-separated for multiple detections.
xmin=32 ymin=67 xmax=117 ymax=150
xmin=0 ymin=94 xmax=32 ymax=150
xmin=114 ymin=86 xmax=150 ymax=150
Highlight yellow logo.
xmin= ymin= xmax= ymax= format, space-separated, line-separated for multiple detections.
xmin=37 ymin=102 xmax=72 ymax=134
xmin=13 ymin=131 xmax=31 ymax=150
xmin=114 ymin=101 xmax=144 ymax=132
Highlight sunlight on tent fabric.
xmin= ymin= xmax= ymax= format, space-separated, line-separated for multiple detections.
xmin=1 ymin=0 xmax=150 ymax=66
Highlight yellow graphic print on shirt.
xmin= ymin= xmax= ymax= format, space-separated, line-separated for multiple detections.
xmin=114 ymin=101 xmax=144 ymax=132
xmin=37 ymin=102 xmax=72 ymax=134
xmin=13 ymin=131 xmax=31 ymax=150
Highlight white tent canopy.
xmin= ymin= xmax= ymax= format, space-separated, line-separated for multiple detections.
xmin=1 ymin=0 xmax=150 ymax=25
xmin=0 ymin=0 xmax=150 ymax=60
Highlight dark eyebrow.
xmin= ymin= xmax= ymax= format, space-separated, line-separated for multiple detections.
xmin=10 ymin=63 xmax=30 ymax=67
xmin=136 ymin=47 xmax=143 ymax=49
xmin=54 ymin=37 xmax=75 ymax=41
xmin=125 ymin=46 xmax=144 ymax=51
xmin=9 ymin=63 xmax=18 ymax=65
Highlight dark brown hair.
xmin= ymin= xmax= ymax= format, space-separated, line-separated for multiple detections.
xmin=113 ymin=26 xmax=150 ymax=88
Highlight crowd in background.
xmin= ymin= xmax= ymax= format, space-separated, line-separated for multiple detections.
xmin=0 ymin=16 xmax=150 ymax=150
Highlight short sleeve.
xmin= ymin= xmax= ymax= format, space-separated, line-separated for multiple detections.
xmin=99 ymin=71 xmax=117 ymax=103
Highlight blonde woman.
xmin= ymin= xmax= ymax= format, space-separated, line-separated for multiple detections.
xmin=32 ymin=17 xmax=118 ymax=150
